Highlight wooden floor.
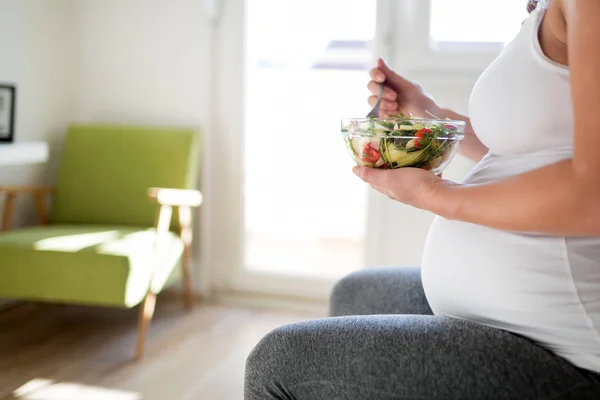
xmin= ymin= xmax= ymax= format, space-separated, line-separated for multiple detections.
xmin=0 ymin=296 xmax=317 ymax=400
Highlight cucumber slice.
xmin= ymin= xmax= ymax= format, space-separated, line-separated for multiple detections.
xmin=387 ymin=147 xmax=409 ymax=163
xmin=350 ymin=137 xmax=362 ymax=154
xmin=387 ymin=148 xmax=427 ymax=168
xmin=373 ymin=123 xmax=392 ymax=136
xmin=373 ymin=123 xmax=392 ymax=131
xmin=345 ymin=137 xmax=358 ymax=156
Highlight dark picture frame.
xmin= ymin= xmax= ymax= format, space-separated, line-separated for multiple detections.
xmin=0 ymin=84 xmax=16 ymax=143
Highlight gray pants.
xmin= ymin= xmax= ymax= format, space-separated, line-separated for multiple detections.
xmin=244 ymin=267 xmax=600 ymax=399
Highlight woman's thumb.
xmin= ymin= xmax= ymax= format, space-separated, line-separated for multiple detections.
xmin=378 ymin=57 xmax=392 ymax=74
xmin=377 ymin=57 xmax=407 ymax=87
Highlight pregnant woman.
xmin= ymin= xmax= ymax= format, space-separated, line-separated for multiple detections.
xmin=245 ymin=0 xmax=600 ymax=398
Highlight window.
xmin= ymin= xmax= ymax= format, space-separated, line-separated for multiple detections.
xmin=384 ymin=0 xmax=531 ymax=73
xmin=430 ymin=0 xmax=529 ymax=49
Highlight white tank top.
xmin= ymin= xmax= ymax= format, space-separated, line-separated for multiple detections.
xmin=421 ymin=4 xmax=600 ymax=373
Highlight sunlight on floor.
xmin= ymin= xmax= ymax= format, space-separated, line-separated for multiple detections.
xmin=33 ymin=231 xmax=120 ymax=252
xmin=13 ymin=378 xmax=142 ymax=400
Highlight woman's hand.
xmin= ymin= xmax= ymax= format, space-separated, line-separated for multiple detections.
xmin=368 ymin=58 xmax=440 ymax=118
xmin=352 ymin=165 xmax=448 ymax=211
xmin=368 ymin=58 xmax=489 ymax=162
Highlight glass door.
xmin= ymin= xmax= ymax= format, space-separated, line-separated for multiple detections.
xmin=210 ymin=0 xmax=390 ymax=299
xmin=243 ymin=0 xmax=376 ymax=280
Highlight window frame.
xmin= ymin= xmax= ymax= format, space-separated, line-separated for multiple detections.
xmin=389 ymin=0 xmax=515 ymax=75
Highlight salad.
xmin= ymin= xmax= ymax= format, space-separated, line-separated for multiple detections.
xmin=341 ymin=114 xmax=465 ymax=174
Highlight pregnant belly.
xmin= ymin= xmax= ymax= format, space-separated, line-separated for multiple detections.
xmin=421 ymin=147 xmax=577 ymax=320
xmin=420 ymin=150 xmax=600 ymax=372
xmin=421 ymin=217 xmax=600 ymax=371
xmin=421 ymin=217 xmax=570 ymax=321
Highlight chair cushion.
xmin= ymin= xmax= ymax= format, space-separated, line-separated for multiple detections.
xmin=0 ymin=225 xmax=183 ymax=308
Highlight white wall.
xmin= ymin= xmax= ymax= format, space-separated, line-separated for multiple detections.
xmin=0 ymin=0 xmax=78 ymax=227
xmin=0 ymin=0 xmax=78 ymax=309
xmin=73 ymin=0 xmax=212 ymax=127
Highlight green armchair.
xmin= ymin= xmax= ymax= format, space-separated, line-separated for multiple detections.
xmin=0 ymin=123 xmax=202 ymax=359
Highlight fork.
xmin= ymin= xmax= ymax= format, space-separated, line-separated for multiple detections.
xmin=366 ymin=84 xmax=384 ymax=118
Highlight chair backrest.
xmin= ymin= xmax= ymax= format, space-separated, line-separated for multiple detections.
xmin=51 ymin=124 xmax=200 ymax=228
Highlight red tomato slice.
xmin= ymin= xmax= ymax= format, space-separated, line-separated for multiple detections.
xmin=358 ymin=145 xmax=381 ymax=163
xmin=416 ymin=128 xmax=432 ymax=138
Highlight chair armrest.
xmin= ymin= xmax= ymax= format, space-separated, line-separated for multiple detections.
xmin=146 ymin=188 xmax=202 ymax=298
xmin=147 ymin=187 xmax=203 ymax=207
xmin=0 ymin=185 xmax=53 ymax=195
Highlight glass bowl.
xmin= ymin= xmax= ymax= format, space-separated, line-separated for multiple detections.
xmin=341 ymin=116 xmax=466 ymax=175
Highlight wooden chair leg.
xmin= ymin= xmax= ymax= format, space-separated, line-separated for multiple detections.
xmin=178 ymin=206 xmax=194 ymax=308
xmin=135 ymin=291 xmax=156 ymax=360
xmin=1 ymin=193 xmax=16 ymax=231
xmin=34 ymin=192 xmax=48 ymax=225
xmin=134 ymin=204 xmax=173 ymax=360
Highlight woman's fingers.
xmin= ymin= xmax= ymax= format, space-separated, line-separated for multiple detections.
xmin=377 ymin=58 xmax=393 ymax=75
xmin=368 ymin=95 xmax=378 ymax=107
xmin=377 ymin=58 xmax=413 ymax=91
xmin=382 ymin=100 xmax=398 ymax=111
xmin=366 ymin=80 xmax=379 ymax=95
xmin=368 ymin=96 xmax=398 ymax=112
xmin=369 ymin=67 xmax=385 ymax=83
xmin=367 ymin=81 xmax=397 ymax=100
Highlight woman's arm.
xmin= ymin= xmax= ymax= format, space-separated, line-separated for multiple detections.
xmin=429 ymin=159 xmax=600 ymax=235
xmin=355 ymin=0 xmax=600 ymax=236
xmin=426 ymin=0 xmax=600 ymax=236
